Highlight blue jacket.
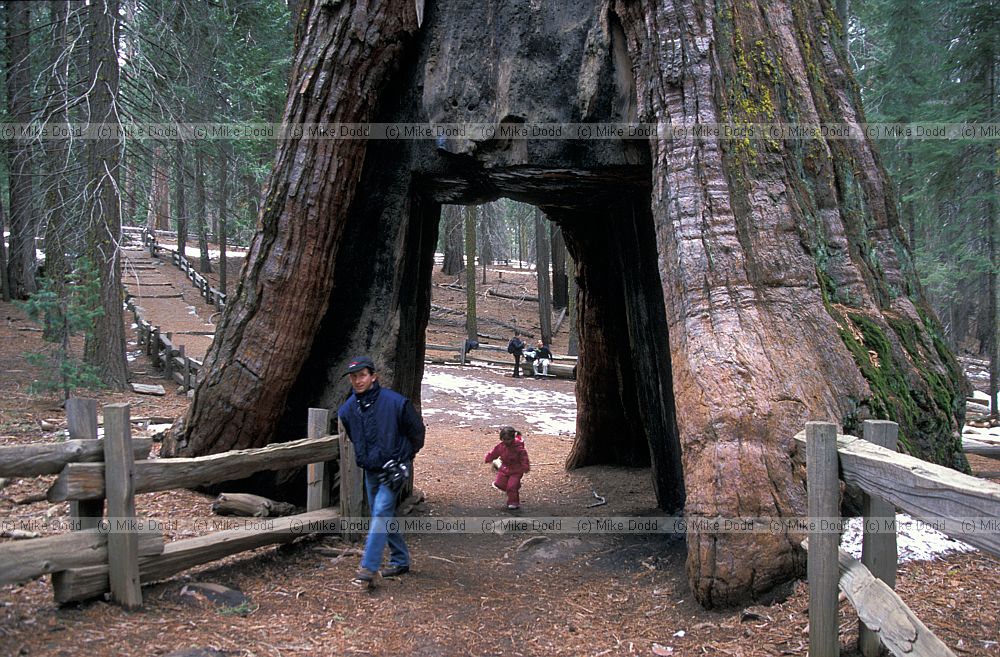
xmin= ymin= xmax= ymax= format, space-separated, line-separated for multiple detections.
xmin=338 ymin=381 xmax=425 ymax=471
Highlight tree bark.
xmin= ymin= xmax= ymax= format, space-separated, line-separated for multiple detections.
xmin=146 ymin=147 xmax=171 ymax=232
xmin=464 ymin=204 xmax=478 ymax=342
xmin=989 ymin=62 xmax=998 ymax=419
xmin=567 ymin=250 xmax=578 ymax=356
xmin=0 ymin=192 xmax=9 ymax=302
xmin=163 ymin=0 xmax=419 ymax=457
xmin=83 ymin=0 xmax=128 ymax=390
xmin=441 ymin=204 xmax=464 ymax=275
xmin=217 ymin=144 xmax=229 ymax=296
xmin=174 ymin=141 xmax=188 ymax=256
xmin=43 ymin=0 xmax=71 ymax=327
xmin=168 ymin=0 xmax=966 ymax=610
xmin=535 ymin=207 xmax=552 ymax=345
xmin=5 ymin=1 xmax=37 ymax=300
xmin=611 ymin=0 xmax=965 ymax=606
xmin=550 ymin=223 xmax=568 ymax=310
xmin=194 ymin=148 xmax=211 ymax=274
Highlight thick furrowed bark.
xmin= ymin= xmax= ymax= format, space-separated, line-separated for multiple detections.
xmin=163 ymin=0 xmax=418 ymax=457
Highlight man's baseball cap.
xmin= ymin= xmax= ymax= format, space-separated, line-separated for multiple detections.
xmin=344 ymin=356 xmax=376 ymax=375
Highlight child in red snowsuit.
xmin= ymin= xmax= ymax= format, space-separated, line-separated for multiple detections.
xmin=485 ymin=426 xmax=530 ymax=509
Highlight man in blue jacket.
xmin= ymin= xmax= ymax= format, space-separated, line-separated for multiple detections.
xmin=338 ymin=356 xmax=425 ymax=587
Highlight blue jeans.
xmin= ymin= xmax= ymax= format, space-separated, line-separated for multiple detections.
xmin=361 ymin=469 xmax=410 ymax=572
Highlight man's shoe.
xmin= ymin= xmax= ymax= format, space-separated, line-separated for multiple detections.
xmin=507 ymin=504 xmax=520 ymax=510
xmin=380 ymin=564 xmax=410 ymax=577
xmin=351 ymin=567 xmax=378 ymax=588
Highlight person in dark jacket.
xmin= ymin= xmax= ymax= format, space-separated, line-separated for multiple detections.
xmin=532 ymin=340 xmax=553 ymax=377
xmin=338 ymin=356 xmax=425 ymax=587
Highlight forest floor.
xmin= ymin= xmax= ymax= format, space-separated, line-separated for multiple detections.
xmin=0 ymin=249 xmax=998 ymax=657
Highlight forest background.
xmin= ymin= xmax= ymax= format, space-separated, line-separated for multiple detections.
xmin=0 ymin=0 xmax=996 ymax=405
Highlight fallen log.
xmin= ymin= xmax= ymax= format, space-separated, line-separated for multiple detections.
xmin=1 ymin=528 xmax=164 ymax=586
xmin=211 ymin=493 xmax=298 ymax=518
xmin=52 ymin=508 xmax=338 ymax=604
xmin=0 ymin=438 xmax=153 ymax=478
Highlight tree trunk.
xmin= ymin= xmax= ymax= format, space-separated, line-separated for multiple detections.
xmin=464 ymin=204 xmax=478 ymax=342
xmin=169 ymin=0 xmax=966 ymax=609
xmin=147 ymin=147 xmax=171 ymax=232
xmin=83 ymin=0 xmax=128 ymax=391
xmin=5 ymin=1 xmax=37 ymax=300
xmin=989 ymin=63 xmax=998 ymax=419
xmin=43 ymin=0 xmax=71 ymax=330
xmin=194 ymin=148 xmax=212 ymax=274
xmin=175 ymin=141 xmax=188 ymax=256
xmin=0 ymin=195 xmax=9 ymax=302
xmin=218 ymin=144 xmax=229 ymax=296
xmin=567 ymin=250 xmax=578 ymax=356
xmin=611 ymin=0 xmax=965 ymax=606
xmin=162 ymin=0 xmax=419 ymax=457
xmin=535 ymin=207 xmax=552 ymax=345
xmin=441 ymin=204 xmax=464 ymax=275
xmin=551 ymin=224 xmax=568 ymax=310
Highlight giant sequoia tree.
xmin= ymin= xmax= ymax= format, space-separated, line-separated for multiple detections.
xmin=164 ymin=0 xmax=966 ymax=608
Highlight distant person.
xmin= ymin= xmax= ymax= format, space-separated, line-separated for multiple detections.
xmin=338 ymin=356 xmax=425 ymax=588
xmin=484 ymin=426 xmax=530 ymax=510
xmin=532 ymin=340 xmax=553 ymax=377
xmin=506 ymin=334 xmax=525 ymax=378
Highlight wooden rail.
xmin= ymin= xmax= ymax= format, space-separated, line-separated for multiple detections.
xmin=124 ymin=296 xmax=202 ymax=394
xmin=798 ymin=420 xmax=1000 ymax=657
xmin=0 ymin=400 xmax=348 ymax=608
xmin=142 ymin=230 xmax=227 ymax=309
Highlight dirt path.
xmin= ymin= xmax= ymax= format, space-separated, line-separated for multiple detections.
xmin=121 ymin=248 xmax=218 ymax=361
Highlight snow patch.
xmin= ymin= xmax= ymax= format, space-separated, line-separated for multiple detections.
xmin=421 ymin=368 xmax=576 ymax=435
xmin=840 ymin=513 xmax=976 ymax=562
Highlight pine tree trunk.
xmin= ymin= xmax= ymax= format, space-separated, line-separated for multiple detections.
xmin=0 ymin=191 xmax=9 ymax=302
xmin=535 ymin=208 xmax=552 ymax=345
xmin=147 ymin=147 xmax=171 ymax=231
xmin=567 ymin=250 xmax=578 ymax=356
xmin=195 ymin=148 xmax=212 ymax=274
xmin=5 ymin=1 xmax=37 ymax=300
xmin=163 ymin=0 xmax=419 ymax=457
xmin=83 ymin=0 xmax=128 ymax=390
xmin=175 ymin=141 xmax=188 ymax=257
xmin=550 ymin=224 xmax=568 ymax=310
xmin=218 ymin=145 xmax=229 ymax=296
xmin=43 ymin=0 xmax=71 ymax=327
xmin=464 ymin=204 xmax=477 ymax=341
xmin=989 ymin=64 xmax=998 ymax=419
xmin=441 ymin=204 xmax=464 ymax=275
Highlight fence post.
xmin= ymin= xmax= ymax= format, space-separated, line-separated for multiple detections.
xmin=338 ymin=418 xmax=366 ymax=542
xmin=66 ymin=398 xmax=104 ymax=530
xmin=151 ymin=327 xmax=160 ymax=367
xmin=807 ymin=421 xmax=840 ymax=657
xmin=859 ymin=420 xmax=898 ymax=657
xmin=307 ymin=408 xmax=332 ymax=512
xmin=164 ymin=333 xmax=174 ymax=381
xmin=103 ymin=404 xmax=142 ymax=610
xmin=179 ymin=345 xmax=189 ymax=393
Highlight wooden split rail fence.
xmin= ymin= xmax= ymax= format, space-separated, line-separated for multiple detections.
xmin=0 ymin=399 xmax=360 ymax=609
xmin=125 ymin=296 xmax=202 ymax=394
xmin=141 ymin=229 xmax=228 ymax=309
xmin=799 ymin=420 xmax=1000 ymax=657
